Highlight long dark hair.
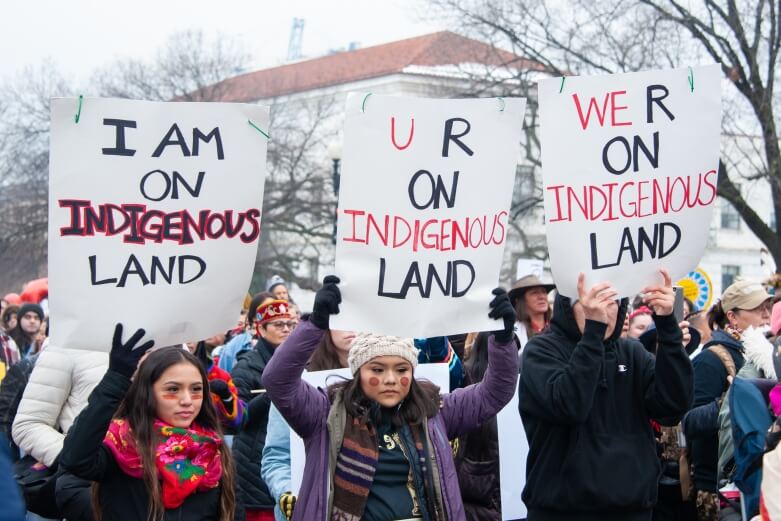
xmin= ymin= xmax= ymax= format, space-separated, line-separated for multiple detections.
xmin=93 ymin=347 xmax=235 ymax=521
xmin=327 ymin=372 xmax=440 ymax=428
xmin=708 ymin=300 xmax=728 ymax=330
xmin=307 ymin=331 xmax=345 ymax=371
xmin=513 ymin=290 xmax=551 ymax=337
xmin=463 ymin=332 xmax=491 ymax=385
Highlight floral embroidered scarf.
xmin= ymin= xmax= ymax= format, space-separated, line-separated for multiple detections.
xmin=103 ymin=418 xmax=222 ymax=509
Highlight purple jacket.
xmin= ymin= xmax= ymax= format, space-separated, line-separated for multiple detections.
xmin=262 ymin=320 xmax=519 ymax=521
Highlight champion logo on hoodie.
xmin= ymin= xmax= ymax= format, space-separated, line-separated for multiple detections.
xmin=618 ymin=364 xmax=628 ymax=373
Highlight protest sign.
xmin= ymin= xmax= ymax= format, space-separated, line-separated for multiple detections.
xmin=290 ymin=364 xmax=449 ymax=494
xmin=516 ymin=257 xmax=544 ymax=280
xmin=48 ymin=97 xmax=269 ymax=351
xmin=539 ymin=65 xmax=721 ymax=298
xmin=331 ymin=93 xmax=526 ymax=337
xmin=498 ymin=375 xmax=528 ymax=520
xmin=677 ymin=267 xmax=714 ymax=311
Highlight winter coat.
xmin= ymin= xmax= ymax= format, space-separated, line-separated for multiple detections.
xmin=60 ymin=370 xmax=222 ymax=521
xmin=455 ymin=414 xmax=500 ymax=521
xmin=518 ymin=294 xmax=693 ymax=521
xmin=231 ymin=337 xmax=276 ymax=510
xmin=0 ymin=434 xmax=25 ymax=521
xmin=217 ymin=332 xmax=252 ymax=373
xmin=717 ymin=326 xmax=776 ymax=480
xmin=262 ymin=405 xmax=292 ymax=521
xmin=261 ymin=338 xmax=467 ymax=521
xmin=262 ymin=319 xmax=519 ymax=521
xmin=690 ymin=330 xmax=745 ymax=492
xmin=0 ymin=354 xmax=36 ymax=458
xmin=12 ymin=346 xmax=107 ymax=466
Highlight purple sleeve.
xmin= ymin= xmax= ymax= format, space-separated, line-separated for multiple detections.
xmin=439 ymin=335 xmax=519 ymax=439
xmin=262 ymin=320 xmax=330 ymax=439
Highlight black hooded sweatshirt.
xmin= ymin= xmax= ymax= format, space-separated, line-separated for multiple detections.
xmin=519 ymin=295 xmax=693 ymax=521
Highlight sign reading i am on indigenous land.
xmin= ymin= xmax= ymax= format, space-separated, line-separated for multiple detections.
xmin=48 ymin=97 xmax=269 ymax=351
xmin=539 ymin=65 xmax=722 ymax=298
xmin=331 ymin=93 xmax=526 ymax=338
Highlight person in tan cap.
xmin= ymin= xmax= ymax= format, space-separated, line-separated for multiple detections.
xmin=689 ymin=278 xmax=772 ymax=518
xmin=508 ymin=274 xmax=556 ymax=351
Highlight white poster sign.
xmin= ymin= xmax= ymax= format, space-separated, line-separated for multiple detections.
xmin=48 ymin=97 xmax=269 ymax=351
xmin=516 ymin=258 xmax=545 ymax=280
xmin=331 ymin=93 xmax=526 ymax=337
xmin=497 ymin=375 xmax=527 ymax=520
xmin=290 ymin=364 xmax=449 ymax=494
xmin=539 ymin=65 xmax=721 ymax=298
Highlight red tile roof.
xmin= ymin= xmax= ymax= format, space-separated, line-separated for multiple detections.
xmin=215 ymin=31 xmax=539 ymax=102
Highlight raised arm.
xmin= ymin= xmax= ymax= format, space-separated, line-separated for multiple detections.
xmin=262 ymin=276 xmax=340 ymax=439
xmin=639 ymin=269 xmax=693 ymax=422
xmin=60 ymin=324 xmax=154 ymax=481
xmin=440 ymin=288 xmax=519 ymax=438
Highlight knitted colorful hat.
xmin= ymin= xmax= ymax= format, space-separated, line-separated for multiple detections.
xmin=255 ymin=300 xmax=292 ymax=327
xmin=347 ymin=333 xmax=419 ymax=374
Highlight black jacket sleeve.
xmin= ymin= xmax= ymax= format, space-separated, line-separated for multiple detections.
xmin=60 ymin=370 xmax=129 ymax=481
xmin=519 ymin=320 xmax=606 ymax=424
xmin=642 ymin=313 xmax=694 ymax=424
xmin=692 ymin=350 xmax=729 ymax=407
xmin=232 ymin=352 xmax=261 ymax=405
xmin=681 ymin=399 xmax=720 ymax=440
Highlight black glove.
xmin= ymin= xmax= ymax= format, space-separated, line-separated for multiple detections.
xmin=488 ymin=288 xmax=516 ymax=343
xmin=209 ymin=379 xmax=232 ymax=402
xmin=109 ymin=323 xmax=155 ymax=378
xmin=279 ymin=492 xmax=296 ymax=520
xmin=310 ymin=275 xmax=341 ymax=330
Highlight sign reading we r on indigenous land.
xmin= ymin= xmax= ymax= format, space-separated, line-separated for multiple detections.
xmin=331 ymin=93 xmax=526 ymax=337
xmin=539 ymin=65 xmax=722 ymax=298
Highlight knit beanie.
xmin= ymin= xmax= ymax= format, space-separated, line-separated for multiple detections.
xmin=17 ymin=303 xmax=44 ymax=322
xmin=348 ymin=333 xmax=419 ymax=374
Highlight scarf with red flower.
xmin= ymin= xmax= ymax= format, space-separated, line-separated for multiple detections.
xmin=103 ymin=418 xmax=222 ymax=508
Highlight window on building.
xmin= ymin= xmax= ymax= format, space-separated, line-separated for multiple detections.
xmin=720 ymin=198 xmax=741 ymax=230
xmin=722 ymin=265 xmax=741 ymax=290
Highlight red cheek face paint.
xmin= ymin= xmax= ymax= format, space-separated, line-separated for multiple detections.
xmin=368 ymin=377 xmax=380 ymax=387
xmin=400 ymin=377 xmax=410 ymax=387
xmin=161 ymin=394 xmax=178 ymax=401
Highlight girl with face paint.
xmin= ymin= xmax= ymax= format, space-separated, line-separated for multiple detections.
xmin=262 ymin=276 xmax=520 ymax=521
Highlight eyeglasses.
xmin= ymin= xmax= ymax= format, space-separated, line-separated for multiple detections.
xmin=267 ymin=321 xmax=297 ymax=330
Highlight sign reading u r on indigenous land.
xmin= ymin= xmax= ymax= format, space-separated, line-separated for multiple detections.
xmin=331 ymin=93 xmax=526 ymax=337
xmin=48 ymin=97 xmax=269 ymax=351
xmin=539 ymin=65 xmax=722 ymax=298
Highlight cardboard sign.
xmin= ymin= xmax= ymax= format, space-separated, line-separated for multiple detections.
xmin=677 ymin=267 xmax=714 ymax=311
xmin=497 ymin=375 xmax=527 ymax=520
xmin=48 ymin=97 xmax=268 ymax=351
xmin=331 ymin=93 xmax=526 ymax=337
xmin=290 ymin=364 xmax=450 ymax=494
xmin=539 ymin=65 xmax=721 ymax=298
xmin=516 ymin=258 xmax=545 ymax=280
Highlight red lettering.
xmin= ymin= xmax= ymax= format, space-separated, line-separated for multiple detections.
xmin=342 ymin=209 xmax=366 ymax=243
xmin=572 ymin=92 xmax=610 ymax=129
xmin=391 ymin=117 xmax=415 ymax=150
xmin=610 ymin=90 xmax=632 ymax=126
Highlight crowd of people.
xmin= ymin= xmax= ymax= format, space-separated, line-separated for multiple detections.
xmin=0 ymin=269 xmax=780 ymax=521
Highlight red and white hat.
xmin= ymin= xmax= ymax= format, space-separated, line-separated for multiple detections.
xmin=255 ymin=300 xmax=293 ymax=327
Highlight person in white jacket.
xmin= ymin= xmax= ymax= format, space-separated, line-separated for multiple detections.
xmin=12 ymin=346 xmax=107 ymax=465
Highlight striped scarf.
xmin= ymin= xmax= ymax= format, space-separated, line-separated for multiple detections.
xmin=331 ymin=412 xmax=442 ymax=521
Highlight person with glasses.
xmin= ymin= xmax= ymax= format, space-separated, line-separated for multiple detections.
xmin=689 ymin=278 xmax=772 ymax=520
xmin=230 ymin=300 xmax=297 ymax=521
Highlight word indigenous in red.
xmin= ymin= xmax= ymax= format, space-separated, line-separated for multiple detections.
xmin=58 ymin=200 xmax=261 ymax=245
xmin=341 ymin=209 xmax=508 ymax=252
xmin=547 ymin=170 xmax=717 ymax=223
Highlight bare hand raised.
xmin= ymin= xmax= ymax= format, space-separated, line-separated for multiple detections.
xmin=577 ymin=273 xmax=618 ymax=325
xmin=642 ymin=269 xmax=674 ymax=316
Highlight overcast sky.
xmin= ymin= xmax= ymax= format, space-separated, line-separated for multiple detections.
xmin=0 ymin=0 xmax=440 ymax=82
